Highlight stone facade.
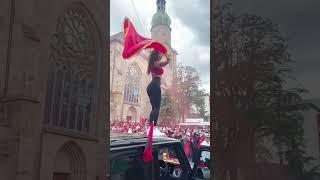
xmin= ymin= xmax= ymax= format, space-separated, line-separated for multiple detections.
xmin=110 ymin=34 xmax=152 ymax=121
xmin=0 ymin=0 xmax=108 ymax=180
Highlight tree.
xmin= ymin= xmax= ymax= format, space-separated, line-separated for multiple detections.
xmin=193 ymin=89 xmax=209 ymax=120
xmin=213 ymin=2 xmax=316 ymax=180
xmin=176 ymin=65 xmax=208 ymax=122
xmin=159 ymin=91 xmax=177 ymax=126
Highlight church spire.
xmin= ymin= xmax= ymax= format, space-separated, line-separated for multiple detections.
xmin=157 ymin=0 xmax=166 ymax=12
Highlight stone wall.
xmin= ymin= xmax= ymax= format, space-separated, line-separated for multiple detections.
xmin=0 ymin=0 xmax=108 ymax=179
xmin=110 ymin=40 xmax=152 ymax=121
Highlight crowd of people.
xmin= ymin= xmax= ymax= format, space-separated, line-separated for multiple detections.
xmin=111 ymin=120 xmax=209 ymax=139
xmin=111 ymin=119 xmax=210 ymax=161
xmin=111 ymin=119 xmax=148 ymax=134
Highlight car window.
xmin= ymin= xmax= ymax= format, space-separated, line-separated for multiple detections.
xmin=193 ymin=149 xmax=210 ymax=180
xmin=156 ymin=146 xmax=187 ymax=180
xmin=110 ymin=153 xmax=153 ymax=180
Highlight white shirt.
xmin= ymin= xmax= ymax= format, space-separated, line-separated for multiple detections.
xmin=201 ymin=141 xmax=210 ymax=146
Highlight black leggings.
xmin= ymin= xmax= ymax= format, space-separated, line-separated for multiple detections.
xmin=147 ymin=77 xmax=161 ymax=126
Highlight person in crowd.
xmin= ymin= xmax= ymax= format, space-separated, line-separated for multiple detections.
xmin=196 ymin=133 xmax=205 ymax=150
xmin=181 ymin=135 xmax=191 ymax=160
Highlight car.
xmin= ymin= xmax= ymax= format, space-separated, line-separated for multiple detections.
xmin=108 ymin=133 xmax=211 ymax=180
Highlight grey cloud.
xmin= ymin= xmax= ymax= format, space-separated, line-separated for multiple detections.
xmin=110 ymin=1 xmax=129 ymax=35
xmin=110 ymin=0 xmax=150 ymax=36
xmin=179 ymin=53 xmax=210 ymax=89
xmin=197 ymin=63 xmax=210 ymax=82
xmin=286 ymin=72 xmax=320 ymax=99
xmin=168 ymin=0 xmax=210 ymax=46
xmin=229 ymin=0 xmax=320 ymax=98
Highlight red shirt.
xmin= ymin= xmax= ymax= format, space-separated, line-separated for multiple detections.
xmin=151 ymin=67 xmax=164 ymax=77
xmin=151 ymin=61 xmax=165 ymax=77
xmin=184 ymin=140 xmax=191 ymax=158
xmin=196 ymin=137 xmax=204 ymax=150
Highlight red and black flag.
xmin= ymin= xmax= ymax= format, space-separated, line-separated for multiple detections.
xmin=143 ymin=122 xmax=154 ymax=163
xmin=122 ymin=17 xmax=168 ymax=59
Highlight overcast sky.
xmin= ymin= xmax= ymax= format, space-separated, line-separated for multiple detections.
xmin=110 ymin=0 xmax=210 ymax=93
xmin=231 ymin=0 xmax=320 ymax=99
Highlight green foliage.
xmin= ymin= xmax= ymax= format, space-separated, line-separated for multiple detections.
xmin=176 ymin=65 xmax=209 ymax=121
xmin=195 ymin=90 xmax=209 ymax=120
xmin=160 ymin=90 xmax=177 ymax=126
xmin=213 ymin=2 xmax=318 ymax=179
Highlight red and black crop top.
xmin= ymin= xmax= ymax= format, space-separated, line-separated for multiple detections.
xmin=151 ymin=67 xmax=164 ymax=77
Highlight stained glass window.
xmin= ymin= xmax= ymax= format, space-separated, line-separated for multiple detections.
xmin=45 ymin=4 xmax=98 ymax=133
xmin=124 ymin=63 xmax=141 ymax=104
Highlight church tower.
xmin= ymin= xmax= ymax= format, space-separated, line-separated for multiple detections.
xmin=151 ymin=0 xmax=177 ymax=92
xmin=151 ymin=0 xmax=172 ymax=47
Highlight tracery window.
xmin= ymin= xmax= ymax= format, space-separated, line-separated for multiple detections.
xmin=124 ymin=63 xmax=141 ymax=105
xmin=44 ymin=4 xmax=98 ymax=133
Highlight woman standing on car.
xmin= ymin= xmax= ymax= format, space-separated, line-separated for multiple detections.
xmin=147 ymin=50 xmax=171 ymax=136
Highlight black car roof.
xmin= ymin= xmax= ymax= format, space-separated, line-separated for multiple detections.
xmin=110 ymin=133 xmax=179 ymax=148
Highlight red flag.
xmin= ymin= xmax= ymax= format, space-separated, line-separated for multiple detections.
xmin=200 ymin=161 xmax=206 ymax=168
xmin=196 ymin=137 xmax=204 ymax=150
xmin=122 ymin=17 xmax=168 ymax=59
xmin=143 ymin=122 xmax=154 ymax=163
xmin=184 ymin=140 xmax=191 ymax=158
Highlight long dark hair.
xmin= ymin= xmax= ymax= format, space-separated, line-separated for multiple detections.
xmin=147 ymin=50 xmax=161 ymax=74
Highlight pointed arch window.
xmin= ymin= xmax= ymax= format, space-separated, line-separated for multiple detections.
xmin=124 ymin=63 xmax=141 ymax=105
xmin=44 ymin=3 xmax=98 ymax=134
